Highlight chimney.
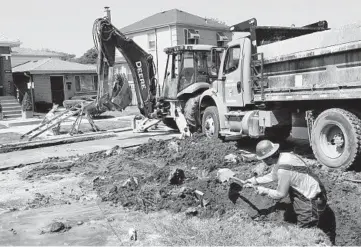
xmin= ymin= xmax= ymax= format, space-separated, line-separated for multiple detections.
xmin=104 ymin=6 xmax=111 ymax=21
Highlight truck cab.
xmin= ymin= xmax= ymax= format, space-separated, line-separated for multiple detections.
xmin=161 ymin=45 xmax=224 ymax=100
xmin=215 ymin=36 xmax=253 ymax=107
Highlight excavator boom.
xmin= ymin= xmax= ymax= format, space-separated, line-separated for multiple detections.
xmin=93 ymin=17 xmax=157 ymax=117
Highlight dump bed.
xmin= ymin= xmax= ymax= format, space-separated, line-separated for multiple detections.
xmin=252 ymin=24 xmax=361 ymax=102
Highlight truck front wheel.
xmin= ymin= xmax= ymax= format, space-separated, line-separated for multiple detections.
xmin=311 ymin=108 xmax=361 ymax=170
xmin=201 ymin=106 xmax=220 ymax=138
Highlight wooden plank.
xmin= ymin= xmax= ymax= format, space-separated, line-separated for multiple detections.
xmin=0 ymin=132 xmax=117 ymax=153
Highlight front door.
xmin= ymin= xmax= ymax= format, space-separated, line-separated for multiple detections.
xmin=50 ymin=76 xmax=65 ymax=105
xmin=222 ymin=45 xmax=244 ymax=107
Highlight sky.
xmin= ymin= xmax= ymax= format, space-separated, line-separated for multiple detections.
xmin=1 ymin=0 xmax=361 ymax=57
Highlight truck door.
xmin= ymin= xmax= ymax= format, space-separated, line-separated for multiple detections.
xmin=222 ymin=45 xmax=244 ymax=107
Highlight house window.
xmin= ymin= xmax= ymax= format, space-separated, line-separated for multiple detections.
xmin=216 ymin=32 xmax=229 ymax=47
xmin=184 ymin=29 xmax=199 ymax=44
xmin=148 ymin=33 xmax=156 ymax=50
xmin=75 ymin=75 xmax=81 ymax=92
xmin=93 ymin=75 xmax=98 ymax=91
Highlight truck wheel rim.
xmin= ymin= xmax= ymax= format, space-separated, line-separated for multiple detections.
xmin=319 ymin=124 xmax=345 ymax=159
xmin=204 ymin=116 xmax=215 ymax=137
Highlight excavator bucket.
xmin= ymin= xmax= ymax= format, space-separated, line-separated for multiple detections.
xmin=111 ymin=73 xmax=133 ymax=111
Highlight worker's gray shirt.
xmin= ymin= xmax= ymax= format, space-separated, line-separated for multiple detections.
xmin=256 ymin=153 xmax=321 ymax=200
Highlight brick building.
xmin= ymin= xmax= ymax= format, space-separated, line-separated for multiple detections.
xmin=0 ymin=35 xmax=20 ymax=96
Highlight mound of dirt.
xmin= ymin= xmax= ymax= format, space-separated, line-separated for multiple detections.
xmin=133 ymin=134 xmax=244 ymax=172
xmin=95 ymin=135 xmax=282 ymax=222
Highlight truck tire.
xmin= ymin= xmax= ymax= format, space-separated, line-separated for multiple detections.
xmin=184 ymin=95 xmax=201 ymax=132
xmin=162 ymin=118 xmax=179 ymax=130
xmin=311 ymin=108 xmax=361 ymax=169
xmin=202 ymin=106 xmax=220 ymax=138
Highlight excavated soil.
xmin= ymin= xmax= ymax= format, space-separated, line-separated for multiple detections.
xmin=25 ymin=134 xmax=361 ymax=246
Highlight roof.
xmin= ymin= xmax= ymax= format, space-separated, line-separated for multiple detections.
xmin=120 ymin=9 xmax=229 ymax=34
xmin=0 ymin=34 xmax=21 ymax=47
xmin=12 ymin=58 xmax=96 ymax=74
xmin=11 ymin=47 xmax=64 ymax=57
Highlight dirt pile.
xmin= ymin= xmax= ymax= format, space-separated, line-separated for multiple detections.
xmin=94 ymin=135 xmax=284 ymax=222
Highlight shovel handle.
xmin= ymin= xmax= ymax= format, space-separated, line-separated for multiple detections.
xmin=230 ymin=176 xmax=247 ymax=184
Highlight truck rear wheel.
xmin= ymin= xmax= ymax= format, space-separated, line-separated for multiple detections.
xmin=202 ymin=106 xmax=220 ymax=138
xmin=311 ymin=108 xmax=361 ymax=169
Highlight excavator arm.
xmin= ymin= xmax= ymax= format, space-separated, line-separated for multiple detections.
xmin=93 ymin=17 xmax=157 ymax=117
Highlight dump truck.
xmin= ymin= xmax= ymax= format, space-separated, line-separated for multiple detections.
xmin=197 ymin=18 xmax=361 ymax=170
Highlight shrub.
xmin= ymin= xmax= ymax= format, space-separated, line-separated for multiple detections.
xmin=22 ymin=91 xmax=33 ymax=112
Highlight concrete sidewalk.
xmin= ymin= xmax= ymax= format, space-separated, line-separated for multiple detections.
xmin=0 ymin=129 xmax=178 ymax=170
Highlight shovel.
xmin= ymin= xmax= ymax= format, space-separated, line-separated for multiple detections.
xmin=217 ymin=168 xmax=253 ymax=187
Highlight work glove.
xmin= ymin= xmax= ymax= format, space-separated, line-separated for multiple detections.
xmin=255 ymin=186 xmax=269 ymax=196
xmin=245 ymin=177 xmax=258 ymax=185
xmin=243 ymin=183 xmax=254 ymax=188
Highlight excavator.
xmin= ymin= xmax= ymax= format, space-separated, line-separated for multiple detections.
xmin=93 ymin=8 xmax=224 ymax=136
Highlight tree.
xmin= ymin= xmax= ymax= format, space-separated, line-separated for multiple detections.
xmin=208 ymin=17 xmax=227 ymax=26
xmin=76 ymin=47 xmax=98 ymax=64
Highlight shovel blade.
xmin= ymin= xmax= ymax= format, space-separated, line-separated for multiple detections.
xmin=217 ymin=168 xmax=236 ymax=183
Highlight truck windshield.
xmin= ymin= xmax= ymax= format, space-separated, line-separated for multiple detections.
xmin=178 ymin=51 xmax=211 ymax=92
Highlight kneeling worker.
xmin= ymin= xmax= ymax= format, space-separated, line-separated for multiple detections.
xmin=246 ymin=140 xmax=328 ymax=229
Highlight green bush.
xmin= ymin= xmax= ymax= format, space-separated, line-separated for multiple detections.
xmin=22 ymin=91 xmax=33 ymax=111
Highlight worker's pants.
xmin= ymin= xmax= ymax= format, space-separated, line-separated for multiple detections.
xmin=292 ymin=194 xmax=326 ymax=228
xmin=292 ymin=192 xmax=335 ymax=244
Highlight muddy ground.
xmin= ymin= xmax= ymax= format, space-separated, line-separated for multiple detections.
xmin=1 ymin=135 xmax=361 ymax=245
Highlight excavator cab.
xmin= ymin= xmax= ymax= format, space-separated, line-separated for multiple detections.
xmin=162 ymin=45 xmax=223 ymax=100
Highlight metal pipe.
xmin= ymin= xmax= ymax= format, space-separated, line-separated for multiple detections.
xmin=104 ymin=6 xmax=111 ymax=21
